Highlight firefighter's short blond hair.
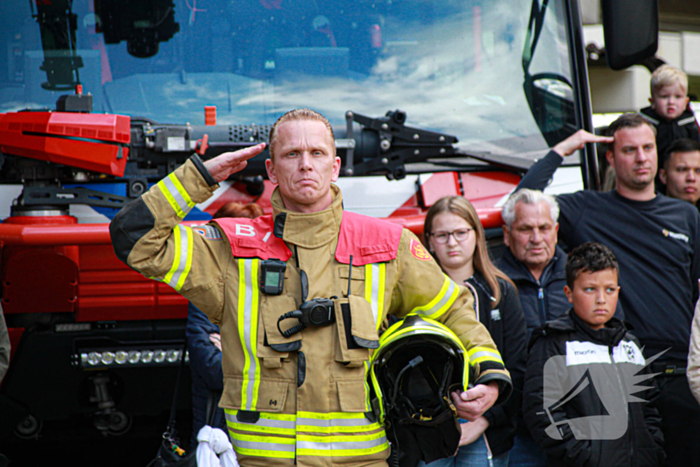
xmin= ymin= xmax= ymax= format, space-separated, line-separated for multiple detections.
xmin=650 ymin=65 xmax=688 ymax=95
xmin=268 ymin=109 xmax=335 ymax=160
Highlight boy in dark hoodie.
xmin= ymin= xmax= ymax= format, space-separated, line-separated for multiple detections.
xmin=523 ymin=242 xmax=665 ymax=467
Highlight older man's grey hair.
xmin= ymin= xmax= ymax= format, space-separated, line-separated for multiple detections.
xmin=501 ymin=189 xmax=560 ymax=229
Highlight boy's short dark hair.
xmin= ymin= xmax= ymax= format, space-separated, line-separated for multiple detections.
xmin=565 ymin=242 xmax=619 ymax=289
xmin=664 ymin=138 xmax=700 ymax=168
xmin=605 ymin=113 xmax=657 ymax=153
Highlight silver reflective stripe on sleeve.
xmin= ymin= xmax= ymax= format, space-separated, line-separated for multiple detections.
xmin=158 ymin=173 xmax=195 ymax=218
xmin=414 ymin=275 xmax=458 ymax=319
xmin=164 ymin=225 xmax=193 ymax=291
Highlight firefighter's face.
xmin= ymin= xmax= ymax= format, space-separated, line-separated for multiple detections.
xmin=503 ymin=200 xmax=558 ymax=279
xmin=427 ymin=212 xmax=476 ymax=277
xmin=266 ymin=120 xmax=341 ymax=213
xmin=564 ymin=268 xmax=619 ymax=330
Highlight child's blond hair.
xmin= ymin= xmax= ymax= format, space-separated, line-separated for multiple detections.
xmin=650 ymin=65 xmax=688 ymax=95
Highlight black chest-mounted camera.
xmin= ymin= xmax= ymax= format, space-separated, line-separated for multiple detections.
xmin=277 ymin=298 xmax=335 ymax=338
xmin=274 ymin=253 xmax=355 ymax=338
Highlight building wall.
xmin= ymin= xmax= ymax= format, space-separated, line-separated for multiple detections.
xmin=581 ymin=0 xmax=700 ymax=114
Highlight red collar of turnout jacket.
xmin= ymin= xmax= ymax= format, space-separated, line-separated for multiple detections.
xmin=213 ymin=184 xmax=403 ymax=265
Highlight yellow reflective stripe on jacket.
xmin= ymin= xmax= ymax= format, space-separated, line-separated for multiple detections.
xmin=296 ymin=411 xmax=382 ymax=434
xmin=157 ymin=173 xmax=195 ymax=218
xmin=412 ymin=275 xmax=458 ymax=319
xmin=238 ymin=258 xmax=261 ymax=410
xmin=228 ymin=432 xmax=296 ymax=459
xmin=297 ymin=430 xmax=389 ymax=457
xmin=467 ymin=346 xmax=504 ymax=365
xmin=364 ymin=361 xmax=372 ymax=412
xmin=369 ymin=366 xmax=385 ymax=422
xmin=163 ymin=225 xmax=193 ymax=291
xmin=224 ymin=409 xmax=296 ymax=436
xmin=365 ymin=263 xmax=386 ymax=330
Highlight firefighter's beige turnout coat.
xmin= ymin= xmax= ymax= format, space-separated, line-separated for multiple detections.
xmin=110 ymin=156 xmax=511 ymax=467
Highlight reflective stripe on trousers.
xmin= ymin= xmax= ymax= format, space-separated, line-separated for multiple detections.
xmin=225 ymin=409 xmax=388 ymax=459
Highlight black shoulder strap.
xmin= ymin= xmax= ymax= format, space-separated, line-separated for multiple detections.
xmin=165 ymin=342 xmax=189 ymax=435
xmin=204 ymin=389 xmax=223 ymax=428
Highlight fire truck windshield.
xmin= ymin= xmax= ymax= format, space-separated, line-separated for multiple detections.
xmin=0 ymin=0 xmax=576 ymax=162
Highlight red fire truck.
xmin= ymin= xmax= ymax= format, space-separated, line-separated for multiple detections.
xmin=0 ymin=0 xmax=657 ymax=452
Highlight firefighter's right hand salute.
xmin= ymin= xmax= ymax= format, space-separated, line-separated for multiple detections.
xmin=203 ymin=143 xmax=266 ymax=183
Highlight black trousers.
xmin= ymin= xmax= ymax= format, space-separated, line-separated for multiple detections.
xmin=654 ymin=374 xmax=700 ymax=467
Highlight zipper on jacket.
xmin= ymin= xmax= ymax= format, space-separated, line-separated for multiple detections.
xmin=609 ymin=344 xmax=633 ymax=465
xmin=538 ymin=286 xmax=546 ymax=324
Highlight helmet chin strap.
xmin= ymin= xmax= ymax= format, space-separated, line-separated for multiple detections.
xmin=390 ymin=356 xmax=424 ymax=408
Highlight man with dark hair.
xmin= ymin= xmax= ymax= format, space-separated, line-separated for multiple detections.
xmin=659 ymin=138 xmax=700 ymax=206
xmin=517 ymin=113 xmax=700 ymax=466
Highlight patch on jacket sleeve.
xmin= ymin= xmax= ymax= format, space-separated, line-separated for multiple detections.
xmin=409 ymin=237 xmax=432 ymax=262
xmin=192 ymin=225 xmax=223 ymax=240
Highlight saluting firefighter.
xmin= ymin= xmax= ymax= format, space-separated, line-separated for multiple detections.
xmin=110 ymin=109 xmax=512 ymax=467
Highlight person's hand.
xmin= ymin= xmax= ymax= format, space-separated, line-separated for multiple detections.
xmin=451 ymin=382 xmax=499 ymax=421
xmin=209 ymin=333 xmax=222 ymax=351
xmin=203 ymin=143 xmax=267 ymax=183
xmin=458 ymin=417 xmax=490 ymax=446
xmin=552 ymin=129 xmax=613 ymax=157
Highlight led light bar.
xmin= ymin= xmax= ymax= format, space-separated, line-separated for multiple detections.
xmin=75 ymin=347 xmax=189 ymax=370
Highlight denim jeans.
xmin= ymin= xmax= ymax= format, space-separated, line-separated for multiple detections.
xmin=416 ymin=434 xmax=509 ymax=467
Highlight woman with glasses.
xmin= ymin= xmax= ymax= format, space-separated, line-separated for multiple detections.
xmin=421 ymin=196 xmax=527 ymax=467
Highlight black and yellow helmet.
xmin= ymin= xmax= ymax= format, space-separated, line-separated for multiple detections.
xmin=367 ymin=314 xmax=470 ymax=467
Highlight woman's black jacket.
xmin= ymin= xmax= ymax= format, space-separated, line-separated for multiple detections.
xmin=466 ymin=272 xmax=527 ymax=456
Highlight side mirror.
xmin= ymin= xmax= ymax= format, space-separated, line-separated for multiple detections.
xmin=523 ymin=73 xmax=577 ymax=147
xmin=602 ymin=0 xmax=658 ymax=70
